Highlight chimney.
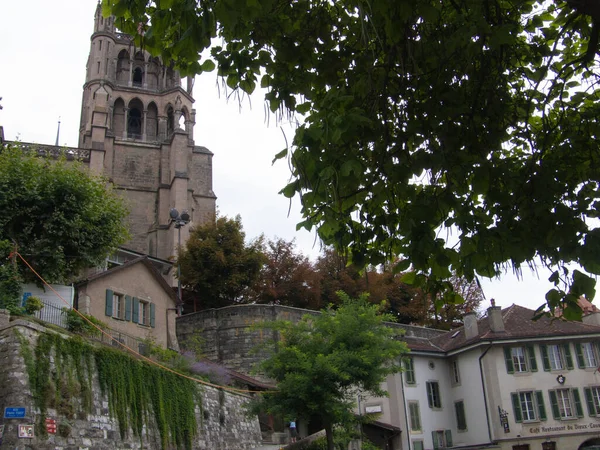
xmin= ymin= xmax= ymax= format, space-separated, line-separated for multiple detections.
xmin=464 ymin=312 xmax=479 ymax=340
xmin=583 ymin=312 xmax=600 ymax=327
xmin=487 ymin=301 xmax=505 ymax=333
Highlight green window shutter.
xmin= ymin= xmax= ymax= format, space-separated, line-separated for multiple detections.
xmin=584 ymin=388 xmax=596 ymax=417
xmin=573 ymin=388 xmax=584 ymax=418
xmin=132 ymin=297 xmax=139 ymax=324
xmin=511 ymin=393 xmax=523 ymax=423
xmin=549 ymin=390 xmax=560 ymax=419
xmin=105 ymin=289 xmax=113 ymax=316
xmin=455 ymin=401 xmax=467 ymax=430
xmin=150 ymin=302 xmax=156 ymax=328
xmin=563 ymin=344 xmax=574 ymax=370
xmin=427 ymin=382 xmax=433 ymax=408
xmin=504 ymin=347 xmax=515 ymax=374
xmin=541 ymin=345 xmax=550 ymax=371
xmin=413 ymin=441 xmax=424 ymax=450
xmin=527 ymin=345 xmax=537 ymax=372
xmin=536 ymin=391 xmax=547 ymax=421
xmin=575 ymin=343 xmax=585 ymax=368
xmin=432 ymin=431 xmax=439 ymax=450
xmin=124 ymin=295 xmax=132 ymax=321
xmin=445 ymin=430 xmax=453 ymax=448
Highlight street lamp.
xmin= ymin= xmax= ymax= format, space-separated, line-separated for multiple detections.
xmin=170 ymin=208 xmax=190 ymax=315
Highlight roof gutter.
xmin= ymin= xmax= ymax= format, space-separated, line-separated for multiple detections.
xmin=479 ymin=342 xmax=494 ymax=445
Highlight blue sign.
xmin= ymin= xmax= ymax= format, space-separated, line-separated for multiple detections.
xmin=4 ymin=407 xmax=26 ymax=419
xmin=21 ymin=292 xmax=31 ymax=307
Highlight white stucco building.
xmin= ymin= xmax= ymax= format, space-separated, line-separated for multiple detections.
xmin=360 ymin=304 xmax=600 ymax=450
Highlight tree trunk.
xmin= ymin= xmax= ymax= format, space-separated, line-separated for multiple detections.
xmin=324 ymin=419 xmax=335 ymax=450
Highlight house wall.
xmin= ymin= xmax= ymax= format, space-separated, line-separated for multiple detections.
xmin=78 ymin=263 xmax=177 ymax=349
xmin=484 ymin=339 xmax=600 ymax=450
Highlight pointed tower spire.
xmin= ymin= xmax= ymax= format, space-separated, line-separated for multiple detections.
xmin=55 ymin=117 xmax=61 ymax=146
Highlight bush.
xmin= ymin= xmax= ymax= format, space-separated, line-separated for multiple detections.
xmin=64 ymin=308 xmax=106 ymax=337
xmin=24 ymin=296 xmax=43 ymax=315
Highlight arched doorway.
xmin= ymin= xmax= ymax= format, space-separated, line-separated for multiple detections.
xmin=579 ymin=438 xmax=600 ymax=450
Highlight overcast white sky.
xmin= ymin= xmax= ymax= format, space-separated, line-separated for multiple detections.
xmin=0 ymin=0 xmax=582 ymax=312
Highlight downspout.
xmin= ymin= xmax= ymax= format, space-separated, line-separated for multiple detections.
xmin=400 ymin=372 xmax=411 ymax=450
xmin=166 ymin=307 xmax=178 ymax=351
xmin=479 ymin=343 xmax=494 ymax=444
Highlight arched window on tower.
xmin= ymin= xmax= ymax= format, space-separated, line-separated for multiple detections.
xmin=180 ymin=107 xmax=188 ymax=131
xmin=133 ymin=51 xmax=145 ymax=87
xmin=133 ymin=67 xmax=143 ymax=86
xmin=128 ymin=98 xmax=144 ymax=139
xmin=147 ymin=102 xmax=158 ymax=141
xmin=166 ymin=105 xmax=174 ymax=138
xmin=148 ymin=57 xmax=160 ymax=89
xmin=116 ymin=50 xmax=130 ymax=84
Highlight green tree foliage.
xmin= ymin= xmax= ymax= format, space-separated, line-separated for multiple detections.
xmin=249 ymin=237 xmax=322 ymax=309
xmin=0 ymin=145 xmax=129 ymax=284
xmin=178 ymin=215 xmax=265 ymax=308
xmin=0 ymin=239 xmax=22 ymax=311
xmin=103 ymin=0 xmax=600 ymax=317
xmin=250 ymin=293 xmax=408 ymax=450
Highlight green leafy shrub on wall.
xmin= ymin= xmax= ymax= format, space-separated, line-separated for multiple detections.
xmin=18 ymin=331 xmax=202 ymax=450
xmin=63 ymin=308 xmax=106 ymax=337
xmin=23 ymin=296 xmax=43 ymax=315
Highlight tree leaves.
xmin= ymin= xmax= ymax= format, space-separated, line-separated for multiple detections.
xmin=103 ymin=0 xmax=600 ymax=317
xmin=0 ymin=145 xmax=129 ymax=284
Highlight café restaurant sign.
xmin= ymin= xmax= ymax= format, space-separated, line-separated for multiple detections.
xmin=528 ymin=422 xmax=600 ymax=434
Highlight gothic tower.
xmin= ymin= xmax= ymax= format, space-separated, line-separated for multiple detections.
xmin=79 ymin=4 xmax=216 ymax=262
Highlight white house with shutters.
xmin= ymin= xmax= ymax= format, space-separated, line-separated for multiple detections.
xmin=359 ymin=304 xmax=600 ymax=450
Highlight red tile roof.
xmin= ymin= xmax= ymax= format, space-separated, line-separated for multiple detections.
xmin=406 ymin=305 xmax=600 ymax=354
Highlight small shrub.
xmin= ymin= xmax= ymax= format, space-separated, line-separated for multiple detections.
xmin=64 ymin=308 xmax=106 ymax=337
xmin=24 ymin=296 xmax=44 ymax=315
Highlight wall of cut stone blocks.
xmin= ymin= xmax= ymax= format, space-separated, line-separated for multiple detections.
xmin=0 ymin=314 xmax=262 ymax=450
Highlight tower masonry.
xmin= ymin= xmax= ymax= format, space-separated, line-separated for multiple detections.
xmin=79 ymin=4 xmax=216 ymax=261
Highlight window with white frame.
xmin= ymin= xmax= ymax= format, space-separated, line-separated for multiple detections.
xmin=542 ymin=344 xmax=573 ymax=371
xmin=512 ymin=347 xmax=528 ymax=372
xmin=557 ymin=389 xmax=574 ymax=418
xmin=113 ymin=293 xmax=125 ymax=319
xmin=576 ymin=342 xmax=599 ymax=369
xmin=450 ymin=359 xmax=460 ymax=385
xmin=549 ymin=388 xmax=583 ymax=420
xmin=140 ymin=300 xmax=150 ymax=326
xmin=431 ymin=430 xmax=452 ymax=449
xmin=548 ymin=345 xmax=564 ymax=370
xmin=404 ymin=357 xmax=416 ymax=385
xmin=511 ymin=390 xmax=546 ymax=423
xmin=408 ymin=401 xmax=421 ymax=432
xmin=426 ymin=381 xmax=442 ymax=409
xmin=584 ymin=386 xmax=600 ymax=416
xmin=504 ymin=346 xmax=537 ymax=373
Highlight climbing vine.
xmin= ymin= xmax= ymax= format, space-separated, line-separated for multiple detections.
xmin=18 ymin=331 xmax=202 ymax=450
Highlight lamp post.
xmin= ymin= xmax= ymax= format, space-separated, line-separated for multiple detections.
xmin=170 ymin=208 xmax=190 ymax=315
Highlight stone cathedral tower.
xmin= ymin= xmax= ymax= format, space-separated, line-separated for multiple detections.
xmin=78 ymin=4 xmax=216 ymax=262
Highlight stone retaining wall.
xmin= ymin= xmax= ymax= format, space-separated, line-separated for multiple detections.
xmin=176 ymin=304 xmax=446 ymax=377
xmin=0 ymin=313 xmax=262 ymax=449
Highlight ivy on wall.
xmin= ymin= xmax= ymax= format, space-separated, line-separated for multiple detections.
xmin=18 ymin=331 xmax=202 ymax=450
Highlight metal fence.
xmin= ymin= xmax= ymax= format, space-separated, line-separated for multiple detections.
xmin=33 ymin=300 xmax=148 ymax=354
xmin=34 ymin=300 xmax=68 ymax=329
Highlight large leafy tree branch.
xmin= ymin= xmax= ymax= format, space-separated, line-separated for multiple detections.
xmin=0 ymin=145 xmax=129 ymax=284
xmin=104 ymin=0 xmax=600 ymax=317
